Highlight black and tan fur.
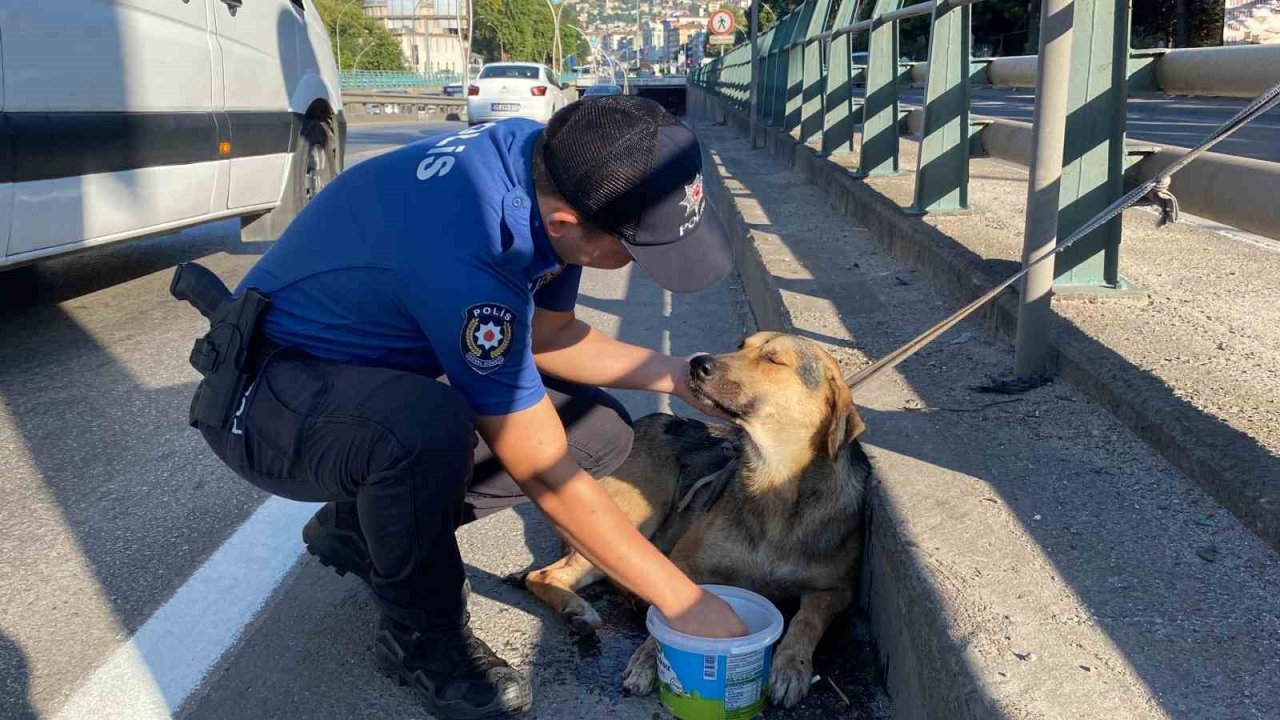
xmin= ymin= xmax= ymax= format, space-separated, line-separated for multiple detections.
xmin=520 ymin=332 xmax=870 ymax=708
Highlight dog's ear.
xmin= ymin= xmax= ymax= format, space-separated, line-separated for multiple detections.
xmin=826 ymin=378 xmax=867 ymax=458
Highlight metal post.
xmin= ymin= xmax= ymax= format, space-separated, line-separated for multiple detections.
xmin=1014 ymin=0 xmax=1074 ymax=377
xmin=821 ymin=0 xmax=862 ymax=156
xmin=462 ymin=0 xmax=473 ymax=88
xmin=800 ymin=0 xmax=836 ymax=146
xmin=1052 ymin=0 xmax=1130 ymax=287
xmin=857 ymin=0 xmax=905 ymax=176
xmin=910 ymin=0 xmax=972 ymax=213
xmin=750 ymin=0 xmax=760 ymax=147
xmin=784 ymin=4 xmax=815 ymax=134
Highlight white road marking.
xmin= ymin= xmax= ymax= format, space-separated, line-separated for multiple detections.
xmin=52 ymin=497 xmax=321 ymax=720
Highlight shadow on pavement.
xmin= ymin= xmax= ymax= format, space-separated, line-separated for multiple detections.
xmin=0 ymin=222 xmax=270 ymax=712
xmin=0 ymin=631 xmax=36 ymax=720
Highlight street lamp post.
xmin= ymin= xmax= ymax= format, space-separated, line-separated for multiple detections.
xmin=544 ymin=0 xmax=566 ymax=75
xmin=352 ymin=40 xmax=376 ymax=71
xmin=475 ymin=16 xmax=503 ymax=60
xmin=336 ymin=0 xmax=364 ymax=70
xmin=463 ymin=0 xmax=474 ymax=89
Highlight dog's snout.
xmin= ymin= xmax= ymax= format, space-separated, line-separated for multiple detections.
xmin=690 ymin=354 xmax=717 ymax=380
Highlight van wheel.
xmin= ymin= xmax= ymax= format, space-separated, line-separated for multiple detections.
xmin=240 ymin=118 xmax=337 ymax=242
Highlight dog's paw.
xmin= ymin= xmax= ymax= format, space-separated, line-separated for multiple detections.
xmin=561 ymin=597 xmax=602 ymax=636
xmin=621 ymin=637 xmax=659 ymax=695
xmin=768 ymin=651 xmax=813 ymax=708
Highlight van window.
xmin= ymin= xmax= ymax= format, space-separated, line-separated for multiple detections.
xmin=479 ymin=66 xmax=539 ymax=80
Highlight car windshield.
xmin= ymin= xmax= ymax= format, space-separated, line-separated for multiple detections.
xmin=478 ymin=66 xmax=540 ymax=80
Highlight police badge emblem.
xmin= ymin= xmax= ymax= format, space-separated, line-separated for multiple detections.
xmin=461 ymin=303 xmax=515 ymax=374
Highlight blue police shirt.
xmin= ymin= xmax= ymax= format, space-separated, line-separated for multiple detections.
xmin=237 ymin=119 xmax=582 ymax=416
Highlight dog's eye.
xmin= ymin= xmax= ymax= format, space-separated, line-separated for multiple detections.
xmin=765 ymin=353 xmax=787 ymax=366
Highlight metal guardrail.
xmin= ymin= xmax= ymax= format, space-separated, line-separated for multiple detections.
xmin=340 ymin=70 xmax=461 ymax=90
xmin=691 ymin=1 xmax=1280 ymax=290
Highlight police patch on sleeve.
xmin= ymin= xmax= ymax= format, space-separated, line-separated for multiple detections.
xmin=461 ymin=303 xmax=516 ymax=375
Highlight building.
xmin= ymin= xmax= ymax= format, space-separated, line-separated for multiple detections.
xmin=362 ymin=0 xmax=472 ymax=75
xmin=663 ymin=14 xmax=707 ymax=63
xmin=1223 ymin=0 xmax=1280 ymax=44
xmin=683 ymin=29 xmax=706 ymax=68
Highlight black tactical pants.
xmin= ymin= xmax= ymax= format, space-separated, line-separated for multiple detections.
xmin=199 ymin=348 xmax=634 ymax=631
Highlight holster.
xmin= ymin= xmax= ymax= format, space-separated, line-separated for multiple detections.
xmin=170 ymin=262 xmax=271 ymax=430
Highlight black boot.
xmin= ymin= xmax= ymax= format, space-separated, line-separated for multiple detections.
xmin=374 ymin=615 xmax=533 ymax=718
xmin=303 ymin=502 xmax=371 ymax=584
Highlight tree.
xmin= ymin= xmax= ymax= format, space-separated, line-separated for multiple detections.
xmin=313 ymin=0 xmax=407 ymax=71
xmin=1131 ymin=0 xmax=1225 ymax=47
xmin=471 ymin=0 xmax=585 ymax=71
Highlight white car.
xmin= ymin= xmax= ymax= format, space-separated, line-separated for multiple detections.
xmin=0 ymin=0 xmax=344 ymax=271
xmin=467 ymin=63 xmax=569 ymax=126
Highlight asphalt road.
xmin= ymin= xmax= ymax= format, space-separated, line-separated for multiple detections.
xmin=898 ymin=87 xmax=1280 ymax=163
xmin=0 ymin=121 xmax=890 ymax=719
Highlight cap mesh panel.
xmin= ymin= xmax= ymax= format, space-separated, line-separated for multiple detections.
xmin=542 ymin=96 xmax=679 ymax=242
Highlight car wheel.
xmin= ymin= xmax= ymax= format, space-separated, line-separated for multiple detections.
xmin=240 ymin=117 xmax=337 ymax=242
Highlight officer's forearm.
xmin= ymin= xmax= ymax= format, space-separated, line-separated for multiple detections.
xmin=533 ymin=319 xmax=686 ymax=393
xmin=478 ymin=400 xmax=704 ymax=619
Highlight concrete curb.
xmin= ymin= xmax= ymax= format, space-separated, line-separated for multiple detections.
xmin=691 ymin=88 xmax=1279 ymax=554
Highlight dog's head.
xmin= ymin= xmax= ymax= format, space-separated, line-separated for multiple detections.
xmin=688 ymin=332 xmax=866 ymax=462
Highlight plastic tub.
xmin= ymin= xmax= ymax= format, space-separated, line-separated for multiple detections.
xmin=646 ymin=585 xmax=785 ymax=720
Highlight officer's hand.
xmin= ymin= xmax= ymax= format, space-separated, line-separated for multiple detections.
xmin=666 ymin=589 xmax=750 ymax=638
xmin=673 ymin=353 xmax=731 ymax=420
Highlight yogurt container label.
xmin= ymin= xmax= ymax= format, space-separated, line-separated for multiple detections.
xmin=656 ymin=643 xmax=772 ymax=720
xmin=646 ymin=586 xmax=784 ymax=720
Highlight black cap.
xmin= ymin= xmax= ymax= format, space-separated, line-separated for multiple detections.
xmin=541 ymin=96 xmax=733 ymax=293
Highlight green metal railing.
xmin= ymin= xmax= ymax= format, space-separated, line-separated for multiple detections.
xmin=691 ymin=0 xmax=1131 ymax=289
xmin=339 ymin=70 xmax=462 ymax=90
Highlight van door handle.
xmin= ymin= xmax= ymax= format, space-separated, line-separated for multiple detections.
xmin=219 ymin=0 xmax=243 ymax=8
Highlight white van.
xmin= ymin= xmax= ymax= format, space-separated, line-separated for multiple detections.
xmin=0 ymin=0 xmax=344 ymax=271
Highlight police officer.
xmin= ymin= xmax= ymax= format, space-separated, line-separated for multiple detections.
xmin=197 ymin=96 xmax=746 ymax=718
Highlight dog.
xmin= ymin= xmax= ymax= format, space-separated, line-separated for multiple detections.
xmin=519 ymin=332 xmax=871 ymax=708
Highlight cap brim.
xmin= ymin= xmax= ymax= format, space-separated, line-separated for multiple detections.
xmin=626 ymin=202 xmax=734 ymax=293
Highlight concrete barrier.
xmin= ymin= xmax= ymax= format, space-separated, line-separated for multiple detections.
xmin=904 ymin=107 xmax=1280 ymax=241
xmin=1156 ymin=44 xmax=1280 ymax=98
xmin=1132 ymin=148 xmax=1280 ymax=240
xmin=907 ymin=45 xmax=1280 ymax=98
xmin=976 ymin=117 xmax=1034 ymax=166
xmin=341 ymin=93 xmax=467 ymax=123
xmin=986 ymin=55 xmax=1039 ymax=87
